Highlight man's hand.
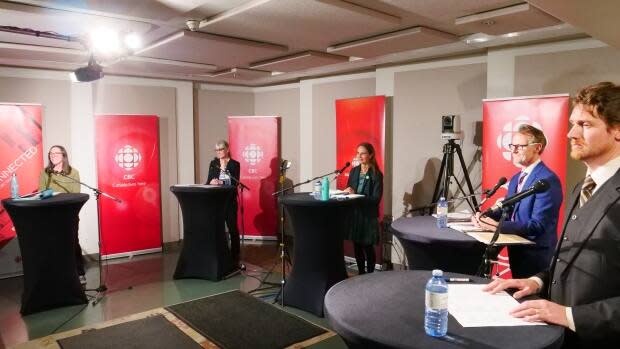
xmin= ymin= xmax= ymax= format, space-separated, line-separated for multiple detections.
xmin=482 ymin=278 xmax=540 ymax=299
xmin=510 ymin=300 xmax=569 ymax=327
xmin=472 ymin=212 xmax=499 ymax=231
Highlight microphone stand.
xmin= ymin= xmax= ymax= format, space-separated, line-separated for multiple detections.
xmin=409 ymin=192 xmax=483 ymax=215
xmin=57 ymin=172 xmax=121 ymax=306
xmin=221 ymin=168 xmax=249 ymax=271
xmin=272 ymin=168 xmax=342 ymax=196
xmin=477 ymin=204 xmax=511 ymax=278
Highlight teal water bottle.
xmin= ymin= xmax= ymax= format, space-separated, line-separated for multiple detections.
xmin=321 ymin=176 xmax=329 ymax=201
xmin=10 ymin=173 xmax=19 ymax=199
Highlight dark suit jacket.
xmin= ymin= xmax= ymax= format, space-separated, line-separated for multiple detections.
xmin=346 ymin=165 xmax=383 ymax=219
xmin=538 ymin=169 xmax=620 ymax=348
xmin=490 ymin=161 xmax=563 ymax=277
xmin=206 ymin=158 xmax=240 ymax=203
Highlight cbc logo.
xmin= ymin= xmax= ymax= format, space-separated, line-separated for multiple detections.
xmin=115 ymin=145 xmax=142 ymax=171
xmin=242 ymin=143 xmax=264 ymax=166
xmin=496 ymin=115 xmax=543 ymax=161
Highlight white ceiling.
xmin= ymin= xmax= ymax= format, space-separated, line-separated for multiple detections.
xmin=0 ymin=0 xmax=614 ymax=86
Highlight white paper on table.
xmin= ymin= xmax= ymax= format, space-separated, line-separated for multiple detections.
xmin=448 ymin=284 xmax=546 ymax=327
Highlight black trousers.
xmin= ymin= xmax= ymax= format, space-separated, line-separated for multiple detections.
xmin=353 ymin=243 xmax=376 ymax=274
xmin=226 ymin=200 xmax=240 ymax=263
xmin=74 ymin=218 xmax=85 ymax=276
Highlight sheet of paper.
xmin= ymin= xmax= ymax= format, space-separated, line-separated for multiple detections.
xmin=448 ymin=222 xmax=492 ymax=233
xmin=466 ymin=232 xmax=535 ymax=245
xmin=448 ymin=284 xmax=545 ymax=327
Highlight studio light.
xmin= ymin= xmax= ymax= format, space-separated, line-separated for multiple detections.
xmin=70 ymin=55 xmax=104 ymax=82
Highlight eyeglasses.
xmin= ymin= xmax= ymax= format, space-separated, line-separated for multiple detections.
xmin=214 ymin=148 xmax=226 ymax=152
xmin=49 ymin=152 xmax=63 ymax=156
xmin=507 ymin=143 xmax=540 ymax=151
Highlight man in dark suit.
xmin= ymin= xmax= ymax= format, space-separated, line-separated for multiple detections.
xmin=474 ymin=124 xmax=563 ymax=278
xmin=484 ymin=82 xmax=620 ymax=348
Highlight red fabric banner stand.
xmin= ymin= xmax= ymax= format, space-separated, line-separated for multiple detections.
xmin=95 ymin=115 xmax=162 ymax=257
xmin=482 ymin=95 xmax=569 ymax=278
xmin=335 ymin=96 xmax=386 ymax=262
xmin=0 ymin=104 xmax=42 ymax=278
xmin=0 ymin=104 xmax=43 ymax=249
xmin=228 ymin=116 xmax=280 ymax=238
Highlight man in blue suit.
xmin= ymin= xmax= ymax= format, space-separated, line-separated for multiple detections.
xmin=474 ymin=124 xmax=563 ymax=278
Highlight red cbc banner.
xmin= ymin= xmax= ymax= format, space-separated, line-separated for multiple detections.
xmin=95 ymin=115 xmax=162 ymax=257
xmin=0 ymin=104 xmax=43 ymax=249
xmin=335 ymin=96 xmax=386 ymax=260
xmin=482 ymin=95 xmax=569 ymax=277
xmin=228 ymin=116 xmax=280 ymax=238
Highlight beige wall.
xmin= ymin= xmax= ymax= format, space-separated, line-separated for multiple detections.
xmin=255 ymin=88 xmax=300 ymax=183
xmin=195 ymin=89 xmax=254 ymax=183
xmin=93 ymin=84 xmax=179 ymax=244
xmin=312 ymin=78 xmax=376 ymax=178
xmin=515 ymin=46 xmax=620 ymax=191
xmin=393 ymin=63 xmax=487 ymax=218
xmin=0 ymin=77 xmax=71 ymax=153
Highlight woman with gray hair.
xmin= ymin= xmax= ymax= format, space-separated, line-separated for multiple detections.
xmin=206 ymin=140 xmax=242 ymax=268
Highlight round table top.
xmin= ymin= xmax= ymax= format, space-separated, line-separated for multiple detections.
xmin=391 ymin=216 xmax=480 ymax=247
xmin=325 ymin=270 xmax=564 ymax=349
xmin=279 ymin=192 xmax=361 ymax=207
xmin=170 ymin=184 xmax=235 ymax=193
xmin=1 ymin=193 xmax=89 ymax=208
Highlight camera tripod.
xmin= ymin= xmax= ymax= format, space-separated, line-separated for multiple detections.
xmin=431 ymin=139 xmax=478 ymax=213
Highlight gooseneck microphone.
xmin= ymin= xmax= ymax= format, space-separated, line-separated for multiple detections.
xmin=484 ymin=177 xmax=507 ymax=197
xmin=336 ymin=162 xmax=351 ymax=174
xmin=481 ymin=179 xmax=549 ymax=217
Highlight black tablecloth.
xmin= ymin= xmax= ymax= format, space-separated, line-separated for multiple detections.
xmin=325 ymin=270 xmax=564 ymax=349
xmin=2 ymin=193 xmax=89 ymax=315
xmin=170 ymin=185 xmax=235 ymax=281
xmin=279 ymin=193 xmax=360 ymax=316
xmin=391 ymin=216 xmax=486 ymax=274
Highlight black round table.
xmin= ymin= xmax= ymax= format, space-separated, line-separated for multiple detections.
xmin=391 ymin=216 xmax=486 ymax=274
xmin=170 ymin=184 xmax=236 ymax=281
xmin=325 ymin=270 xmax=564 ymax=349
xmin=2 ymin=193 xmax=89 ymax=315
xmin=279 ymin=192 xmax=361 ymax=316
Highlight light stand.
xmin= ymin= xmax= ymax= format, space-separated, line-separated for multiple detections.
xmin=57 ymin=172 xmax=121 ymax=305
xmin=431 ymin=139 xmax=478 ymax=214
xmin=477 ymin=205 xmax=510 ymax=278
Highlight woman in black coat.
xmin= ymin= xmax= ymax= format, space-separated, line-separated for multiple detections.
xmin=344 ymin=142 xmax=383 ymax=274
xmin=206 ymin=140 xmax=241 ymax=266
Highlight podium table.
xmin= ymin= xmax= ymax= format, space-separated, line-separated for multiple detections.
xmin=325 ymin=270 xmax=564 ymax=349
xmin=279 ymin=193 xmax=360 ymax=316
xmin=391 ymin=216 xmax=487 ymax=274
xmin=2 ymin=193 xmax=89 ymax=315
xmin=170 ymin=185 xmax=236 ymax=281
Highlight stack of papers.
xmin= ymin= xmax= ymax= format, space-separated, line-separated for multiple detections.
xmin=448 ymin=284 xmax=545 ymax=327
xmin=466 ymin=232 xmax=534 ymax=245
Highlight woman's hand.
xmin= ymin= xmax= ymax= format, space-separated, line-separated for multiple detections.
xmin=343 ymin=187 xmax=355 ymax=194
xmin=209 ymin=179 xmax=220 ymax=185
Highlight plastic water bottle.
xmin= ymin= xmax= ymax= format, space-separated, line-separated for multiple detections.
xmin=436 ymin=196 xmax=448 ymax=228
xmin=321 ymin=176 xmax=329 ymax=201
xmin=425 ymin=269 xmax=448 ymax=337
xmin=10 ymin=173 xmax=19 ymax=199
xmin=313 ymin=181 xmax=322 ymax=200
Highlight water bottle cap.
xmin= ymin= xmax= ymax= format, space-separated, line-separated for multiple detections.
xmin=432 ymin=269 xmax=443 ymax=277
xmin=439 ymin=196 xmax=445 ymax=201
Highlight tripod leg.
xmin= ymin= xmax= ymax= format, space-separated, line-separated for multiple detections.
xmin=432 ymin=151 xmax=449 ymax=206
xmin=454 ymin=143 xmax=479 ymax=209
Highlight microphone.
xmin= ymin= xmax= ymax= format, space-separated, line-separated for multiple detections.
xmin=336 ymin=162 xmax=351 ymax=174
xmin=481 ymin=179 xmax=550 ymax=217
xmin=484 ymin=177 xmax=507 ymax=197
